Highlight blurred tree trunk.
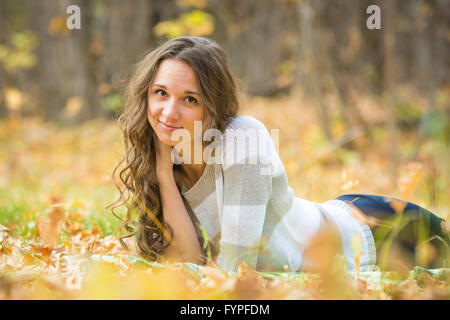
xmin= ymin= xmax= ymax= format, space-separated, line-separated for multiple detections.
xmin=0 ymin=3 xmax=5 ymax=116
xmin=414 ymin=0 xmax=435 ymax=111
xmin=325 ymin=1 xmax=369 ymax=145
xmin=97 ymin=0 xmax=164 ymax=88
xmin=382 ymin=1 xmax=399 ymax=187
xmin=33 ymin=0 xmax=100 ymax=121
xmin=296 ymin=0 xmax=332 ymax=140
xmin=211 ymin=0 xmax=296 ymax=96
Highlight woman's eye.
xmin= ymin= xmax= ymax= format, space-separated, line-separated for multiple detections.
xmin=186 ymin=96 xmax=198 ymax=104
xmin=155 ymin=89 xmax=167 ymax=96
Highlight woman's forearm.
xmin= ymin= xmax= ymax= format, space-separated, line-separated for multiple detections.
xmin=157 ymin=171 xmax=204 ymax=265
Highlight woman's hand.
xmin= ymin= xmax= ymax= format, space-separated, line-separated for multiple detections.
xmin=153 ymin=132 xmax=204 ymax=265
xmin=153 ymin=132 xmax=175 ymax=179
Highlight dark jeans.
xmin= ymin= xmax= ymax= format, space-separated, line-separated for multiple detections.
xmin=335 ymin=194 xmax=449 ymax=269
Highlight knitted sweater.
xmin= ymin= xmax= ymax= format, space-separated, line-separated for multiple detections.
xmin=178 ymin=115 xmax=376 ymax=272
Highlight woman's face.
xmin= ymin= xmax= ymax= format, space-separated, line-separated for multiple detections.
xmin=147 ymin=59 xmax=205 ymax=148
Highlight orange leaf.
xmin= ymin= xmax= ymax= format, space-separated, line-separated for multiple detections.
xmin=36 ymin=207 xmax=65 ymax=249
xmin=23 ymin=253 xmax=35 ymax=265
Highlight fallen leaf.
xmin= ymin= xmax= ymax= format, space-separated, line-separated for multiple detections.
xmin=36 ymin=207 xmax=65 ymax=249
xmin=232 ymin=263 xmax=267 ymax=299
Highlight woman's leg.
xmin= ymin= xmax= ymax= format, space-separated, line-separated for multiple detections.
xmin=335 ymin=194 xmax=449 ymax=269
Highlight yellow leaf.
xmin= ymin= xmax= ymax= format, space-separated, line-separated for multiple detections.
xmin=64 ymin=96 xmax=83 ymax=116
xmin=416 ymin=242 xmax=437 ymax=266
xmin=4 ymin=88 xmax=24 ymax=111
xmin=0 ymin=45 xmax=9 ymax=60
xmin=386 ymin=198 xmax=407 ymax=214
xmin=398 ymin=162 xmax=423 ymax=201
xmin=153 ymin=10 xmax=214 ymax=39
xmin=48 ymin=16 xmax=69 ymax=36
xmin=350 ymin=233 xmax=362 ymax=253
xmin=71 ymin=199 xmax=86 ymax=210
xmin=23 ymin=253 xmax=35 ymax=265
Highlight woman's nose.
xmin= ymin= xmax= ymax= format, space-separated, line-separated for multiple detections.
xmin=161 ymin=98 xmax=179 ymax=120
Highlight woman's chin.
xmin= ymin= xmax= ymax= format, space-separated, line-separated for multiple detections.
xmin=158 ymin=138 xmax=178 ymax=147
xmin=153 ymin=131 xmax=173 ymax=145
xmin=157 ymin=133 xmax=189 ymax=147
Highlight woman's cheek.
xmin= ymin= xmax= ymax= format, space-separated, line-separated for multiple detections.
xmin=147 ymin=99 xmax=160 ymax=121
xmin=147 ymin=107 xmax=154 ymax=127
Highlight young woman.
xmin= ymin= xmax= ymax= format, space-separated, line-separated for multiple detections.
xmin=110 ymin=36 xmax=449 ymax=273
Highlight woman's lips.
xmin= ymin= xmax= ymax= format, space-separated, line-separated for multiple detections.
xmin=158 ymin=120 xmax=181 ymax=131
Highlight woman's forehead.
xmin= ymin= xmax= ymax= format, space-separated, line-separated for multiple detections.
xmin=153 ymin=59 xmax=200 ymax=92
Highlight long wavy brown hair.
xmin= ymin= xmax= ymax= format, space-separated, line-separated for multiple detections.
xmin=107 ymin=36 xmax=240 ymax=261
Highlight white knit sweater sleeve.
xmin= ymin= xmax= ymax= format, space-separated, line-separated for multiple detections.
xmin=215 ymin=116 xmax=274 ymax=272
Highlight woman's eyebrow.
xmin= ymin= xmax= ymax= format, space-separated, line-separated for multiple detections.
xmin=152 ymin=83 xmax=200 ymax=96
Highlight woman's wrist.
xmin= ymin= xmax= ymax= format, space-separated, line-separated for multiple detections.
xmin=157 ymin=168 xmax=175 ymax=183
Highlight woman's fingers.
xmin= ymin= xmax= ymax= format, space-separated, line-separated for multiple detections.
xmin=153 ymin=132 xmax=175 ymax=174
